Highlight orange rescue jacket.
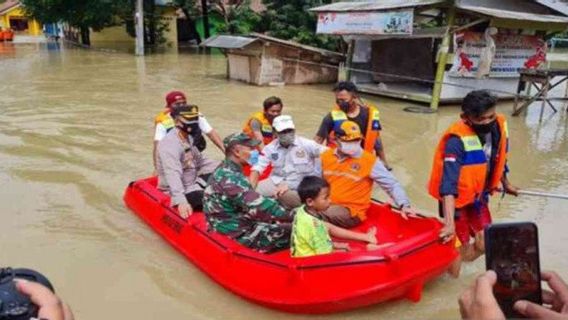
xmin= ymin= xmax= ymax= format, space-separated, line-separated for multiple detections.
xmin=154 ymin=109 xmax=175 ymax=131
xmin=327 ymin=102 xmax=381 ymax=152
xmin=428 ymin=114 xmax=509 ymax=208
xmin=321 ymin=148 xmax=376 ymax=220
xmin=242 ymin=111 xmax=274 ymax=145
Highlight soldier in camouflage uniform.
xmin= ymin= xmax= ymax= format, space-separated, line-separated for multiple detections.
xmin=203 ymin=133 xmax=294 ymax=253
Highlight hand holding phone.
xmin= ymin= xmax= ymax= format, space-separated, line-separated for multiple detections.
xmin=460 ymin=270 xmax=568 ymax=320
xmin=514 ymin=271 xmax=568 ymax=319
xmin=485 ymin=222 xmax=543 ymax=318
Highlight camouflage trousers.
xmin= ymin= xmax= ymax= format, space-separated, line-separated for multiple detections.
xmin=237 ymin=222 xmax=292 ymax=254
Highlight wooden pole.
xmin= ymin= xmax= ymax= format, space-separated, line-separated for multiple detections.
xmin=135 ymin=0 xmax=144 ymax=56
xmin=345 ymin=39 xmax=355 ymax=82
xmin=430 ymin=6 xmax=456 ymax=110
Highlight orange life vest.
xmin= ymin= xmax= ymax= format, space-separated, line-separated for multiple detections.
xmin=242 ymin=111 xmax=274 ymax=145
xmin=321 ymin=148 xmax=376 ymax=220
xmin=428 ymin=114 xmax=509 ymax=208
xmin=328 ymin=102 xmax=381 ymax=153
xmin=154 ymin=109 xmax=175 ymax=131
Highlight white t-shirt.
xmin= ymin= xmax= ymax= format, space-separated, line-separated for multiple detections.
xmin=154 ymin=114 xmax=213 ymax=141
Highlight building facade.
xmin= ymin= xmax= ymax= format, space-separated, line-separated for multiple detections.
xmin=0 ymin=0 xmax=42 ymax=36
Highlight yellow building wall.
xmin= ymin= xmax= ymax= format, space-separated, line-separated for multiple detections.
xmin=90 ymin=25 xmax=134 ymax=49
xmin=160 ymin=7 xmax=178 ymax=48
xmin=0 ymin=6 xmax=42 ymax=35
xmin=90 ymin=7 xmax=178 ymax=49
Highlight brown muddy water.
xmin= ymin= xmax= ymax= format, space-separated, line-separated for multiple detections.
xmin=0 ymin=42 xmax=567 ymax=319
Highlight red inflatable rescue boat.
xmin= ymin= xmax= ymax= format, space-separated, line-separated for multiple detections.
xmin=124 ymin=177 xmax=458 ymax=314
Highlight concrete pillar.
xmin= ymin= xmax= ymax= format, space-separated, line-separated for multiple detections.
xmin=135 ymin=0 xmax=144 ymax=56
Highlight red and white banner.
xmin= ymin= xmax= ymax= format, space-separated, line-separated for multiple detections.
xmin=449 ymin=31 xmax=547 ymax=78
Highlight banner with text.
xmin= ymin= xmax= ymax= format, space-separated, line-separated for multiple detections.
xmin=449 ymin=31 xmax=546 ymax=78
xmin=316 ymin=10 xmax=413 ymax=35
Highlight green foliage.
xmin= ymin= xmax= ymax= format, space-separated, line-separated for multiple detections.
xmin=260 ymin=0 xmax=342 ymax=51
xmin=213 ymin=0 xmax=261 ymax=35
xmin=20 ymin=0 xmax=129 ymax=30
xmin=21 ymin=0 xmax=170 ymax=46
xmin=174 ymin=0 xmax=199 ymax=17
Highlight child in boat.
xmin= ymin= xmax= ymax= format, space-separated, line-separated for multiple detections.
xmin=291 ymin=176 xmax=381 ymax=257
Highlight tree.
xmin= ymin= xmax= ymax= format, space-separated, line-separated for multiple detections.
xmin=174 ymin=0 xmax=202 ymax=43
xmin=260 ymin=0 xmax=342 ymax=51
xmin=212 ymin=0 xmax=261 ymax=35
xmin=20 ymin=0 xmax=130 ymax=45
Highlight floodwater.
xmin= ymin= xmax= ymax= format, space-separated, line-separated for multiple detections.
xmin=0 ymin=41 xmax=567 ymax=319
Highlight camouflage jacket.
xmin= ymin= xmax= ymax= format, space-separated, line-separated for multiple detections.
xmin=203 ymin=159 xmax=293 ymax=238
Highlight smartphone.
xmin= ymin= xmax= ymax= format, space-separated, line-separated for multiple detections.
xmin=485 ymin=222 xmax=542 ymax=318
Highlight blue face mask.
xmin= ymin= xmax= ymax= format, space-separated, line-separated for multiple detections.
xmin=247 ymin=150 xmax=260 ymax=166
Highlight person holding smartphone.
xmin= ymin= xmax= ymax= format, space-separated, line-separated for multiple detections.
xmin=427 ymin=90 xmax=519 ymax=276
xmin=459 ymin=270 xmax=568 ymax=320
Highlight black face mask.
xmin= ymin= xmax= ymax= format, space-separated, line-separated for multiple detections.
xmin=470 ymin=121 xmax=496 ymax=135
xmin=178 ymin=122 xmax=199 ymax=136
xmin=336 ymin=100 xmax=351 ymax=113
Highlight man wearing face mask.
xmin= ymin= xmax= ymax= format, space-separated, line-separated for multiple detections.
xmin=242 ymin=96 xmax=283 ymax=148
xmin=203 ymin=133 xmax=295 ymax=253
xmin=157 ymin=105 xmax=220 ymax=219
xmin=250 ymin=115 xmax=327 ymax=209
xmin=314 ymin=81 xmax=392 ymax=170
xmin=428 ymin=90 xmax=518 ymax=276
xmin=153 ymin=91 xmax=225 ymax=175
xmin=315 ymin=121 xmax=416 ymax=228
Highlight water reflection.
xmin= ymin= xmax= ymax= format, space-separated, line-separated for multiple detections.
xmin=0 ymin=42 xmax=567 ymax=319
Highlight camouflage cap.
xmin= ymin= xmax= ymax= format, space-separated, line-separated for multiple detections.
xmin=223 ymin=132 xmax=261 ymax=149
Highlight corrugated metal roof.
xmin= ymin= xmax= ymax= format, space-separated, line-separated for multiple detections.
xmin=535 ymin=0 xmax=568 ymax=16
xmin=456 ymin=0 xmax=568 ymax=23
xmin=201 ymin=35 xmax=258 ymax=49
xmin=202 ymin=33 xmax=344 ymax=59
xmin=250 ymin=33 xmax=345 ymax=58
xmin=459 ymin=0 xmax=554 ymax=15
xmin=310 ymin=0 xmax=446 ymax=12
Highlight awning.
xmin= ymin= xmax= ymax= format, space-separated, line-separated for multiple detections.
xmin=456 ymin=0 xmax=568 ymax=23
xmin=201 ymin=35 xmax=258 ymax=49
xmin=0 ymin=0 xmax=19 ymax=15
xmin=202 ymin=33 xmax=344 ymax=59
xmin=534 ymin=0 xmax=568 ymax=16
xmin=310 ymin=0 xmax=446 ymax=12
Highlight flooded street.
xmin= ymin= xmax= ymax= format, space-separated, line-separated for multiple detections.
xmin=1 ymin=42 xmax=567 ymax=319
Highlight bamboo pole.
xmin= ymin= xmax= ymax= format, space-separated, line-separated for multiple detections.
xmin=518 ymin=190 xmax=568 ymax=200
xmin=430 ymin=6 xmax=456 ymax=111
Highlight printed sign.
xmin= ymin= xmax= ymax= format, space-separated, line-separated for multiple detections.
xmin=449 ymin=31 xmax=546 ymax=78
xmin=316 ymin=10 xmax=413 ymax=35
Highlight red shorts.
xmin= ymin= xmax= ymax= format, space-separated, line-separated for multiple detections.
xmin=454 ymin=202 xmax=492 ymax=245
